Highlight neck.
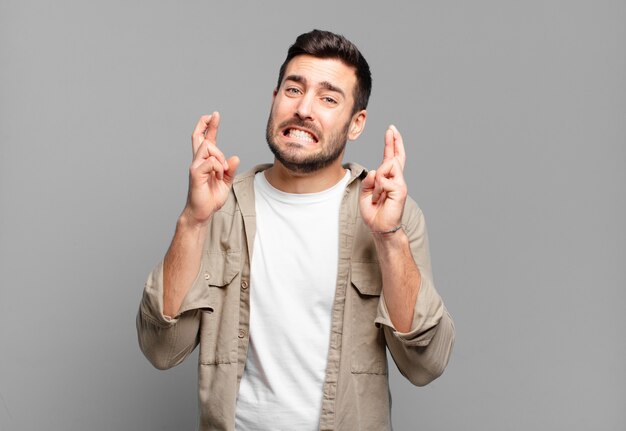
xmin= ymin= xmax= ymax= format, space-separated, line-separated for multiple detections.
xmin=264 ymin=159 xmax=347 ymax=193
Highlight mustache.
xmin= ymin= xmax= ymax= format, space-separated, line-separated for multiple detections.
xmin=277 ymin=118 xmax=322 ymax=139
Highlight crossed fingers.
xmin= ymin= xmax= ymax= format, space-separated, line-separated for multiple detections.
xmin=191 ymin=112 xmax=229 ymax=180
xmin=383 ymin=125 xmax=406 ymax=170
xmin=371 ymin=157 xmax=404 ymax=204
xmin=370 ymin=125 xmax=407 ymax=203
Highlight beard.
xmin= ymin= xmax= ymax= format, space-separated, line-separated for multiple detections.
xmin=265 ymin=113 xmax=350 ymax=174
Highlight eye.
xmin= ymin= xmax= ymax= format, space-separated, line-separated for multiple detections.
xmin=322 ymin=96 xmax=337 ymax=105
xmin=285 ymin=87 xmax=302 ymax=95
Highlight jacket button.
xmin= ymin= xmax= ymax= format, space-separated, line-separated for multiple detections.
xmin=204 ymin=273 xmax=210 ymax=280
xmin=241 ymin=280 xmax=249 ymax=289
xmin=238 ymin=329 xmax=246 ymax=339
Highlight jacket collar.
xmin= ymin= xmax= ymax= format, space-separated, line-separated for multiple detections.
xmin=233 ymin=162 xmax=368 ymax=196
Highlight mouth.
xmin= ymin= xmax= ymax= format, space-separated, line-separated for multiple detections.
xmin=282 ymin=127 xmax=319 ymax=144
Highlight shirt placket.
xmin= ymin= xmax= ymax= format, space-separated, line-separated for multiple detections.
xmin=319 ymin=170 xmax=362 ymax=430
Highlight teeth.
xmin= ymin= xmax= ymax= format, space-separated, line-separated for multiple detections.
xmin=287 ymin=129 xmax=315 ymax=142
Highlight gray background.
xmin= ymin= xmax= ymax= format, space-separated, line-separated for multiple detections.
xmin=1 ymin=1 xmax=624 ymax=430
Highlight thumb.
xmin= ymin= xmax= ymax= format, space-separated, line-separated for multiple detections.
xmin=360 ymin=170 xmax=376 ymax=194
xmin=224 ymin=155 xmax=240 ymax=185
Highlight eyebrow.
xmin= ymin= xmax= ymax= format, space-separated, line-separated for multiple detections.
xmin=284 ymin=75 xmax=346 ymax=98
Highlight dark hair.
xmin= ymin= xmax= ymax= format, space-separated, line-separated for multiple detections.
xmin=276 ymin=29 xmax=372 ymax=115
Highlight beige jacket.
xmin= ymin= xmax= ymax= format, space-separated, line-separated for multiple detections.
xmin=136 ymin=163 xmax=455 ymax=431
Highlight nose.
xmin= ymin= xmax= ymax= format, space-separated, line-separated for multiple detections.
xmin=295 ymin=94 xmax=314 ymax=120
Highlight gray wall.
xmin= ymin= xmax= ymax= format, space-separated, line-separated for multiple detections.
xmin=1 ymin=1 xmax=624 ymax=430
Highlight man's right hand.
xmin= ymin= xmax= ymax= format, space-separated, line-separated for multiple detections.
xmin=162 ymin=113 xmax=240 ymax=318
xmin=183 ymin=112 xmax=240 ymax=226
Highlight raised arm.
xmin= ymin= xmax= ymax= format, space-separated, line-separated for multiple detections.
xmin=163 ymin=112 xmax=240 ymax=317
xmin=359 ymin=125 xmax=454 ymax=385
xmin=137 ymin=113 xmax=240 ymax=369
xmin=359 ymin=125 xmax=416 ymax=331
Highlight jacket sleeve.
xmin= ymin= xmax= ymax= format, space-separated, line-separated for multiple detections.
xmin=374 ymin=198 xmax=455 ymax=386
xmin=136 ymin=260 xmax=204 ymax=370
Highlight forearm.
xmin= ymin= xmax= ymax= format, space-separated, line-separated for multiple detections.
xmin=373 ymin=229 xmax=421 ymax=333
xmin=163 ymin=210 xmax=209 ymax=318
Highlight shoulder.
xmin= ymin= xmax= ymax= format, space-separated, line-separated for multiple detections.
xmin=233 ymin=163 xmax=273 ymax=184
xmin=343 ymin=162 xmax=368 ymax=184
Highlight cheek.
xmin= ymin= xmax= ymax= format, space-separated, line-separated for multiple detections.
xmin=273 ymin=95 xmax=294 ymax=113
xmin=323 ymin=113 xmax=348 ymax=133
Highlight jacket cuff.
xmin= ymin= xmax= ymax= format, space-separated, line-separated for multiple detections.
xmin=374 ymin=275 xmax=444 ymax=347
xmin=139 ymin=261 xmax=178 ymax=327
xmin=141 ymin=255 xmax=230 ymax=328
xmin=139 ymin=259 xmax=211 ymax=327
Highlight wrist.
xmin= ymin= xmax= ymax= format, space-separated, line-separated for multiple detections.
xmin=372 ymin=225 xmax=403 ymax=235
xmin=178 ymin=208 xmax=211 ymax=231
xmin=372 ymin=225 xmax=408 ymax=249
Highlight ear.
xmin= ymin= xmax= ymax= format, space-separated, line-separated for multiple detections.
xmin=348 ymin=109 xmax=367 ymax=140
xmin=272 ymin=88 xmax=278 ymax=101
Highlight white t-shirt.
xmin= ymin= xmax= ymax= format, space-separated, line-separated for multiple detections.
xmin=235 ymin=170 xmax=351 ymax=431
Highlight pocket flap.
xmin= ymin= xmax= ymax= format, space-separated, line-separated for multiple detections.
xmin=205 ymin=251 xmax=241 ymax=287
xmin=350 ymin=261 xmax=382 ymax=296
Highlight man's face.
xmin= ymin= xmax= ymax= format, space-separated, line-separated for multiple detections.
xmin=266 ymin=55 xmax=365 ymax=173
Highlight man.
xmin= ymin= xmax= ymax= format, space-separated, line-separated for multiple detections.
xmin=137 ymin=29 xmax=454 ymax=430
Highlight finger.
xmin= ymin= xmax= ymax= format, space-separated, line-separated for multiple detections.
xmin=373 ymin=160 xmax=405 ymax=199
xmin=373 ymin=173 xmax=403 ymax=205
xmin=360 ymin=170 xmax=376 ymax=194
xmin=389 ymin=125 xmax=406 ymax=170
xmin=192 ymin=114 xmax=214 ymax=155
xmin=196 ymin=156 xmax=225 ymax=181
xmin=192 ymin=140 xmax=209 ymax=165
xmin=191 ymin=139 xmax=226 ymax=169
xmin=383 ymin=127 xmax=395 ymax=162
xmin=372 ymin=171 xmax=388 ymax=204
xmin=204 ymin=111 xmax=220 ymax=145
xmin=375 ymin=173 xmax=396 ymax=192
xmin=223 ymin=155 xmax=241 ymax=185
xmin=374 ymin=158 xmax=396 ymax=179
xmin=372 ymin=182 xmax=386 ymax=205
xmin=376 ymin=157 xmax=405 ymax=184
xmin=205 ymin=140 xmax=228 ymax=169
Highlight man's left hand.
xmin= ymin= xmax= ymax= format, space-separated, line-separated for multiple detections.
xmin=359 ymin=125 xmax=408 ymax=233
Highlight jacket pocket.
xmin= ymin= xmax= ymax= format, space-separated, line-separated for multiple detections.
xmin=349 ymin=261 xmax=387 ymax=375
xmin=199 ymin=251 xmax=241 ymax=365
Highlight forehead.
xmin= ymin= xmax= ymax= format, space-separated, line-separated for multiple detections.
xmin=282 ymin=55 xmax=357 ymax=94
